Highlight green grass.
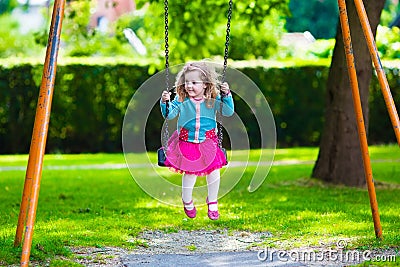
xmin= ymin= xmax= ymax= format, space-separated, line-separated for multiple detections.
xmin=0 ymin=145 xmax=399 ymax=265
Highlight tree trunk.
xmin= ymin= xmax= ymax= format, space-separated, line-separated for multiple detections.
xmin=312 ymin=0 xmax=385 ymax=187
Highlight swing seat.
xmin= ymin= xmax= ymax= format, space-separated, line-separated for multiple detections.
xmin=157 ymin=146 xmax=227 ymax=167
xmin=221 ymin=147 xmax=228 ymax=166
xmin=157 ymin=147 xmax=167 ymax=166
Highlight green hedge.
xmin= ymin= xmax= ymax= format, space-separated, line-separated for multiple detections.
xmin=0 ymin=60 xmax=399 ymax=154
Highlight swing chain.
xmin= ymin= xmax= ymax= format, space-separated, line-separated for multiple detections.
xmin=164 ymin=0 xmax=170 ymax=91
xmin=222 ymin=0 xmax=233 ymax=82
xmin=218 ymin=0 xmax=233 ymax=149
xmin=163 ymin=0 xmax=170 ymax=151
xmin=163 ymin=0 xmax=232 ymax=151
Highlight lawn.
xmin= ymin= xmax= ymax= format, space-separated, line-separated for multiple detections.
xmin=0 ymin=145 xmax=399 ymax=265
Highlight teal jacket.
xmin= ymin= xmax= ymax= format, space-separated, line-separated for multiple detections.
xmin=160 ymin=94 xmax=234 ymax=143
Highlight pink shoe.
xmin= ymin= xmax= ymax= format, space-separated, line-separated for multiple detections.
xmin=206 ymin=197 xmax=219 ymax=220
xmin=182 ymin=199 xmax=196 ymax=219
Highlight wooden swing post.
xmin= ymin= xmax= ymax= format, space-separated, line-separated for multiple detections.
xmin=353 ymin=0 xmax=400 ymax=146
xmin=14 ymin=0 xmax=66 ymax=265
xmin=337 ymin=0 xmax=382 ymax=239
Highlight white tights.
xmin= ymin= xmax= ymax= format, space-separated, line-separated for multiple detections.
xmin=182 ymin=169 xmax=220 ymax=211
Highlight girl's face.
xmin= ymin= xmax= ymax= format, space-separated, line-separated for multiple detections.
xmin=184 ymin=70 xmax=206 ymax=99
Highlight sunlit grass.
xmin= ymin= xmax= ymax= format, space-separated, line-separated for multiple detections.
xmin=0 ymin=145 xmax=399 ymax=265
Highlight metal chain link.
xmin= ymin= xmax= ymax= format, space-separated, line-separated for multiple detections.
xmin=164 ymin=0 xmax=170 ymax=91
xmin=163 ymin=0 xmax=170 ymax=150
xmin=218 ymin=0 xmax=233 ymax=149
xmin=222 ymin=0 xmax=233 ymax=82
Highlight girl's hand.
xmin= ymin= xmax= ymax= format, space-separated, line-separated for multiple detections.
xmin=220 ymin=82 xmax=230 ymax=95
xmin=161 ymin=90 xmax=171 ymax=103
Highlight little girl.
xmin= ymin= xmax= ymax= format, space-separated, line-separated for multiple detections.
xmin=160 ymin=61 xmax=234 ymax=220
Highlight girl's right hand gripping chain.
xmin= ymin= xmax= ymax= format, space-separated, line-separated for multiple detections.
xmin=161 ymin=90 xmax=171 ymax=103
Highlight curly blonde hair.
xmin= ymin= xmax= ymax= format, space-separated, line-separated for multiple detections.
xmin=175 ymin=61 xmax=221 ymax=108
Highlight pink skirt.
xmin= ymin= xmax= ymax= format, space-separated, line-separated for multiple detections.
xmin=164 ymin=130 xmax=227 ymax=176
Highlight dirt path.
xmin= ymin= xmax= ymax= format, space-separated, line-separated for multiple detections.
xmin=65 ymin=229 xmax=399 ymax=266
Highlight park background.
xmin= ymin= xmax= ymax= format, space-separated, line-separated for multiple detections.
xmin=0 ymin=0 xmax=400 ymax=266
xmin=0 ymin=0 xmax=399 ymax=154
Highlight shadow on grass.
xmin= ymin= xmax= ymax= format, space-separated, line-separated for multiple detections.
xmin=0 ymin=155 xmax=399 ymax=265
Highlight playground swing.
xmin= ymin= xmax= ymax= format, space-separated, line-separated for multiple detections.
xmin=157 ymin=0 xmax=233 ymax=167
xmin=13 ymin=0 xmax=400 ymax=265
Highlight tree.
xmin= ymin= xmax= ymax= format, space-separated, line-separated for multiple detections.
xmin=135 ymin=0 xmax=289 ymax=63
xmin=0 ymin=0 xmax=18 ymax=15
xmin=286 ymin=0 xmax=339 ymax=39
xmin=312 ymin=0 xmax=386 ymax=187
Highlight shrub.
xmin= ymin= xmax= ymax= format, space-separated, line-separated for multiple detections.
xmin=0 ymin=59 xmax=398 ymax=153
